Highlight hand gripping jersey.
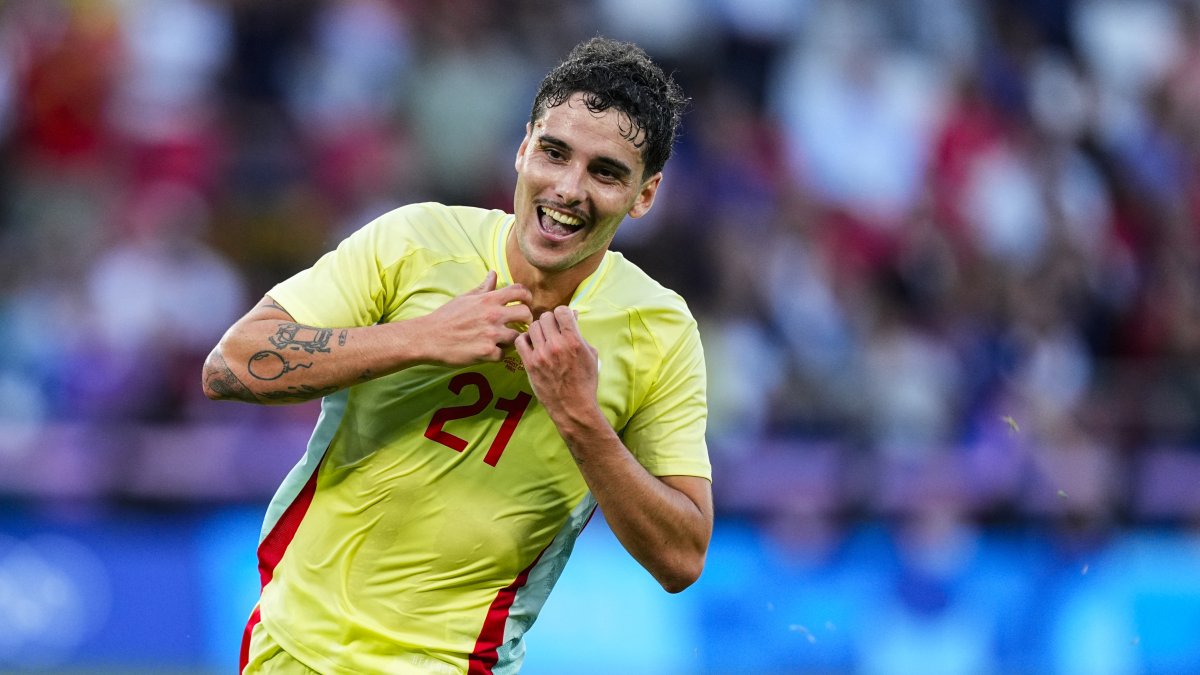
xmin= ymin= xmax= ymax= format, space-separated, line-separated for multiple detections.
xmin=247 ymin=203 xmax=710 ymax=674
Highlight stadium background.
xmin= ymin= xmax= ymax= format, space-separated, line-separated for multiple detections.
xmin=1 ymin=0 xmax=1199 ymax=672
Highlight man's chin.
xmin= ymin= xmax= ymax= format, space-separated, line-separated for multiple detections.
xmin=516 ymin=235 xmax=575 ymax=271
xmin=526 ymin=253 xmax=577 ymax=274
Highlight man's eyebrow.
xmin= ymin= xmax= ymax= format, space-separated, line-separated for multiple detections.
xmin=539 ymin=134 xmax=571 ymax=152
xmin=592 ymin=155 xmax=633 ymax=179
xmin=539 ymin=134 xmax=634 ymax=179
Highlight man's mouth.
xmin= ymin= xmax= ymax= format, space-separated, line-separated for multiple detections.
xmin=537 ymin=206 xmax=585 ymax=241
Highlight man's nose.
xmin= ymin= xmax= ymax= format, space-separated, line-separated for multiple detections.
xmin=553 ymin=164 xmax=586 ymax=205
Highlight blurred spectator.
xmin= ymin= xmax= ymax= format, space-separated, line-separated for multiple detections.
xmin=85 ymin=180 xmax=246 ymax=421
xmin=769 ymin=0 xmax=945 ymax=229
xmin=108 ymin=0 xmax=230 ymax=191
xmin=284 ymin=0 xmax=413 ymax=220
xmin=0 ymin=0 xmax=1197 ymax=527
xmin=401 ymin=2 xmax=535 ymax=204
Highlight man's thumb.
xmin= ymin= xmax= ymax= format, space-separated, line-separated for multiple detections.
xmin=471 ymin=270 xmax=498 ymax=294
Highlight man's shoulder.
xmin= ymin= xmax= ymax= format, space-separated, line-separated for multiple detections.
xmin=372 ymin=202 xmax=510 ymax=251
xmin=601 ymin=252 xmax=696 ymax=326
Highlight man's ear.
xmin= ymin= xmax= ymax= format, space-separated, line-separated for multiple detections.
xmin=628 ymin=172 xmax=663 ymax=219
xmin=514 ymin=122 xmax=533 ymax=172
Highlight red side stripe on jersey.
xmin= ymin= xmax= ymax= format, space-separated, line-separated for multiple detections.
xmin=467 ymin=548 xmax=547 ymax=675
xmin=257 ymin=459 xmax=323 ymax=587
xmin=239 ymin=604 xmax=262 ymax=673
xmin=239 ymin=456 xmax=324 ymax=672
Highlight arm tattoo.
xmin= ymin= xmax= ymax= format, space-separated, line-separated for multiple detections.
xmin=203 ymin=352 xmax=260 ymax=403
xmin=262 ymin=297 xmax=291 ymax=313
xmin=230 ymin=312 xmax=346 ymax=402
xmin=269 ymin=322 xmax=333 ymax=354
xmin=247 ymin=351 xmax=313 ymax=381
xmin=252 ymin=323 xmax=334 ymax=395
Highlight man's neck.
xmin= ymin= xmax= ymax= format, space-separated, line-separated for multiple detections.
xmin=505 ymin=237 xmax=601 ymax=316
xmin=511 ymin=264 xmax=591 ymax=318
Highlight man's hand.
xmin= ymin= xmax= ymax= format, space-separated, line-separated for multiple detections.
xmin=417 ymin=271 xmax=534 ymax=367
xmin=515 ymin=306 xmax=602 ymax=434
xmin=515 ymin=306 xmax=712 ymax=592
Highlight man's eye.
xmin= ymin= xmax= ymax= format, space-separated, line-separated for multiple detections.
xmin=544 ymin=147 xmax=564 ymax=160
xmin=594 ymin=167 xmax=623 ymax=183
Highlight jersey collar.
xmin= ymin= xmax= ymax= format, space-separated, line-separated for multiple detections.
xmin=493 ymin=215 xmax=612 ymax=311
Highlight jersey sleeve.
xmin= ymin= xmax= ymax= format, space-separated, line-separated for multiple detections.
xmin=267 ymin=210 xmax=414 ymax=328
xmin=621 ymin=319 xmax=712 ymax=480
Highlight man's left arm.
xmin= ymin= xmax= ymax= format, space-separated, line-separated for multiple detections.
xmin=516 ymin=307 xmax=712 ymax=593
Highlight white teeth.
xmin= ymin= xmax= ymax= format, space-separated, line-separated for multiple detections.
xmin=543 ymin=208 xmax=583 ymax=227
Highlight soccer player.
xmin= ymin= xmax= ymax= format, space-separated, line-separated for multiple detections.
xmin=203 ymin=36 xmax=712 ymax=674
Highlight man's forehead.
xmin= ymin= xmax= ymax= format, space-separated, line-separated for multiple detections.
xmin=539 ymin=94 xmax=646 ymax=143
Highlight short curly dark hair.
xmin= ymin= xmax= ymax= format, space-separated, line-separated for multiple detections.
xmin=530 ymin=37 xmax=688 ymax=178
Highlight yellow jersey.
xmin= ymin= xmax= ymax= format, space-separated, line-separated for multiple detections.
xmin=250 ymin=202 xmax=710 ymax=674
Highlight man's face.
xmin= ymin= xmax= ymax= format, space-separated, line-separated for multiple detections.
xmin=512 ymin=92 xmax=661 ymax=275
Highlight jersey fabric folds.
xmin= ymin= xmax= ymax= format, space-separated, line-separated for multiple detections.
xmin=246 ymin=202 xmax=710 ymax=674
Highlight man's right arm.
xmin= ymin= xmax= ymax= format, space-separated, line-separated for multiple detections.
xmin=202 ymin=272 xmax=533 ymax=405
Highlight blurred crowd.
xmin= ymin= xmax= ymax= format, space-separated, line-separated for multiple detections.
xmin=0 ymin=0 xmax=1198 ymax=524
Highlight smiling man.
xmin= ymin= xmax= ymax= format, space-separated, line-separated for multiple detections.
xmin=203 ymin=37 xmax=711 ymax=675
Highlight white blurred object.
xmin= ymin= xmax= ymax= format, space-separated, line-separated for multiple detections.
xmin=863 ymin=324 xmax=962 ymax=454
xmin=109 ymin=0 xmax=232 ymax=142
xmin=961 ymin=142 xmax=1046 ymax=269
xmin=596 ymin=0 xmax=716 ymax=56
xmin=1073 ymin=0 xmax=1181 ymax=96
xmin=86 ymin=182 xmax=246 ymax=353
xmin=287 ymin=0 xmax=412 ymax=132
xmin=1029 ymin=51 xmax=1091 ymax=140
xmin=702 ymin=317 xmax=786 ymax=450
xmin=770 ymin=1 xmax=946 ymax=226
xmin=1017 ymin=326 xmax=1093 ymax=419
xmin=1074 ymin=0 xmax=1182 ymax=146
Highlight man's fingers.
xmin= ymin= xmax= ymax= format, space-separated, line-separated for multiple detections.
xmin=502 ymin=303 xmax=534 ymax=327
xmin=491 ymin=283 xmax=533 ymax=307
xmin=553 ymin=306 xmax=579 ymax=333
xmin=514 ymin=332 xmax=532 ymax=360
xmin=537 ymin=309 xmax=563 ymax=337
xmin=496 ymin=327 xmax=521 ymax=348
xmin=527 ymin=320 xmax=546 ymax=348
xmin=534 ymin=306 xmax=579 ymax=334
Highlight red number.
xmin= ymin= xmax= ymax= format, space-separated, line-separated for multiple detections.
xmin=424 ymin=372 xmax=534 ymax=467
xmin=482 ymin=391 xmax=533 ymax=466
xmin=423 ymin=372 xmax=492 ymax=452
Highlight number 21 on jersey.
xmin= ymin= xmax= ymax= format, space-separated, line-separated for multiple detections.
xmin=423 ymin=371 xmax=534 ymax=467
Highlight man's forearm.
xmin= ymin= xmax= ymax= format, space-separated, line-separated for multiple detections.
xmin=202 ymin=299 xmax=427 ymax=405
xmin=558 ymin=412 xmax=713 ymax=593
xmin=204 ymin=279 xmax=535 ymax=405
xmin=513 ymin=307 xmax=713 ymax=592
